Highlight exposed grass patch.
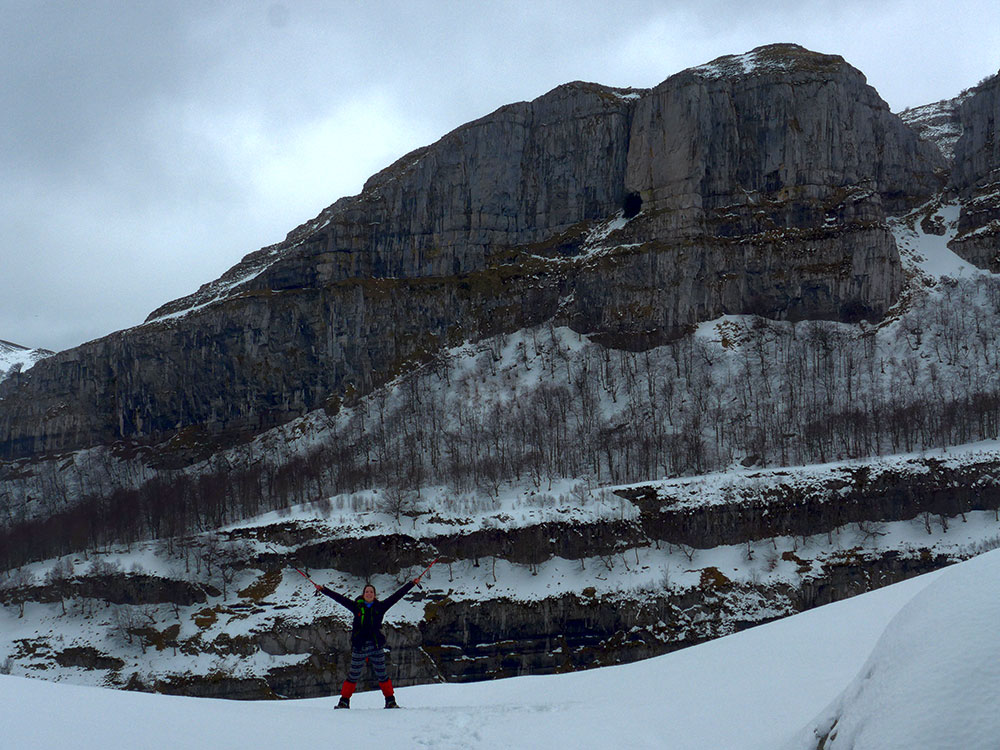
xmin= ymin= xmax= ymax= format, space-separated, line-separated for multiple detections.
xmin=238 ymin=569 xmax=282 ymax=603
xmin=193 ymin=608 xmax=219 ymax=630
xmin=699 ymin=566 xmax=732 ymax=588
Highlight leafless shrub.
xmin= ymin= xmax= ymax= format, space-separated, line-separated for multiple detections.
xmin=963 ymin=534 xmax=1000 ymax=556
xmin=112 ymin=606 xmax=142 ymax=648
xmin=659 ymin=565 xmax=672 ymax=590
xmin=855 ymin=520 xmax=888 ymax=545
xmin=670 ymin=542 xmax=695 ymax=562
xmin=87 ymin=558 xmax=121 ymax=577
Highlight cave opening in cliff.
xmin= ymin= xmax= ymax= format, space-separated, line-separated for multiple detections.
xmin=622 ymin=191 xmax=642 ymax=219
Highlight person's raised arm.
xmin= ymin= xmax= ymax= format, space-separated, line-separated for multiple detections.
xmin=317 ymin=584 xmax=357 ymax=611
xmin=380 ymin=580 xmax=416 ymax=610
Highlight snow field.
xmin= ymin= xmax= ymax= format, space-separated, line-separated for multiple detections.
xmin=9 ymin=549 xmax=993 ymax=750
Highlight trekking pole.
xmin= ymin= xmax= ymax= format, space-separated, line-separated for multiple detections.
xmin=413 ymin=558 xmax=440 ymax=586
xmin=290 ymin=562 xmax=327 ymax=594
xmin=290 ymin=565 xmax=320 ymax=586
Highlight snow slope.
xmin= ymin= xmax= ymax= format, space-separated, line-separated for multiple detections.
xmin=8 ymin=550 xmax=996 ymax=750
xmin=890 ymin=199 xmax=982 ymax=283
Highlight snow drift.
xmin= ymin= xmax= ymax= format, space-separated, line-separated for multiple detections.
xmin=786 ymin=547 xmax=1000 ymax=750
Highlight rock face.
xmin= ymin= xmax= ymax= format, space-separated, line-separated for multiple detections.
xmin=0 ymin=44 xmax=944 ymax=461
xmin=627 ymin=46 xmax=942 ymax=218
xmin=949 ymin=72 xmax=1000 ymax=271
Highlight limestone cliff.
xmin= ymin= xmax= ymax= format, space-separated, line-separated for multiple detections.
xmin=0 ymin=44 xmax=944 ymax=461
xmin=949 ymin=71 xmax=1000 ymax=271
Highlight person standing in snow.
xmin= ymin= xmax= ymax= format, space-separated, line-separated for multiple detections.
xmin=313 ymin=578 xmax=417 ymax=709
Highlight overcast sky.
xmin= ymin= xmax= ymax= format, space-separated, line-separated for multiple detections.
xmin=2 ymin=0 xmax=998 ymax=352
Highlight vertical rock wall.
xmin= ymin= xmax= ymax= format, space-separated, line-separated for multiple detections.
xmin=950 ymin=72 xmax=1000 ymax=271
xmin=0 ymin=45 xmax=945 ymax=460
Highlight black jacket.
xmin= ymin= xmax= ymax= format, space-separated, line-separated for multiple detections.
xmin=320 ymin=581 xmax=415 ymax=649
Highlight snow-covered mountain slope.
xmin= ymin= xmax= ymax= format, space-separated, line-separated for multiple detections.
xmin=3 ymin=185 xmax=999 ymax=701
xmin=0 ymin=339 xmax=53 ymax=382
xmin=785 ymin=547 xmax=1000 ymax=750
xmin=5 ymin=180 xmax=998 ymax=530
xmin=898 ymin=93 xmax=970 ymax=162
xmin=7 ymin=549 xmax=997 ymax=750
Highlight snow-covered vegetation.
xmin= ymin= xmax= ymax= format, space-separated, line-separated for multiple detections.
xmin=2 ymin=434 xmax=999 ymax=697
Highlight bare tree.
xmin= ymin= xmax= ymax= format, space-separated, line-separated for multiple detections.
xmin=5 ymin=568 xmax=35 ymax=618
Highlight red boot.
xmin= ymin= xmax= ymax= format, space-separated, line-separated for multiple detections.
xmin=380 ymin=680 xmax=399 ymax=708
xmin=336 ymin=680 xmax=356 ymax=709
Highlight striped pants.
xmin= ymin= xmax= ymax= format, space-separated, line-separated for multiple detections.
xmin=340 ymin=642 xmax=394 ymax=698
xmin=347 ymin=642 xmax=388 ymax=683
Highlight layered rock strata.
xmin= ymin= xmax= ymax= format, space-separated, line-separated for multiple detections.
xmin=4 ymin=454 xmax=987 ymax=699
